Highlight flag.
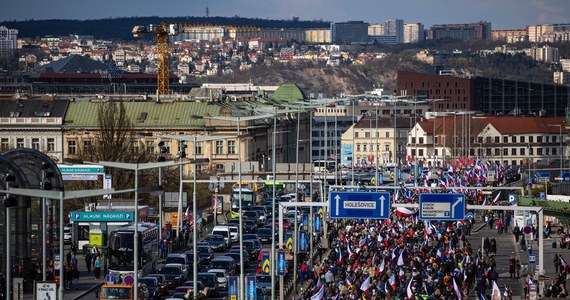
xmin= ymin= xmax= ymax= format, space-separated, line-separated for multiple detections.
xmin=379 ymin=258 xmax=385 ymax=273
xmin=453 ymin=278 xmax=462 ymax=300
xmin=479 ymin=292 xmax=486 ymax=300
xmin=406 ymin=278 xmax=413 ymax=298
xmin=388 ymin=273 xmax=396 ymax=291
xmin=337 ymin=247 xmax=343 ymax=265
xmin=312 ymin=276 xmax=323 ymax=292
xmin=560 ymin=256 xmax=568 ymax=268
xmin=360 ymin=276 xmax=371 ymax=292
xmin=347 ymin=240 xmax=353 ymax=256
xmin=397 ymin=249 xmax=407 ymax=266
xmin=492 ymin=192 xmax=501 ymax=204
xmin=311 ymin=284 xmax=325 ymax=300
xmin=491 ymin=281 xmax=501 ymax=300
xmin=346 ymin=278 xmax=352 ymax=287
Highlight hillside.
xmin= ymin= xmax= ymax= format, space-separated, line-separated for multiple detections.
xmin=0 ymin=16 xmax=329 ymax=40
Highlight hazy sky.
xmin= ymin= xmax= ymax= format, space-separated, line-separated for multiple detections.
xmin=2 ymin=0 xmax=569 ymax=29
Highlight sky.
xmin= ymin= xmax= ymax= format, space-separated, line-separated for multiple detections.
xmin=1 ymin=0 xmax=569 ymax=29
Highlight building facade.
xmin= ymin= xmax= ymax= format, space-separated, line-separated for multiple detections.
xmin=427 ymin=22 xmax=491 ymax=40
xmin=525 ymin=45 xmax=559 ymax=64
xmin=0 ymin=26 xmax=18 ymax=55
xmin=330 ymin=21 xmax=369 ymax=44
xmin=403 ymin=23 xmax=424 ymax=43
xmin=554 ymin=72 xmax=570 ymax=86
xmin=384 ymin=19 xmax=404 ymax=44
xmin=491 ymin=29 xmax=527 ymax=43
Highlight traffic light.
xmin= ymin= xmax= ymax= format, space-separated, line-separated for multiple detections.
xmin=157 ymin=141 xmax=168 ymax=162
xmin=3 ymin=196 xmax=17 ymax=207
xmin=179 ymin=142 xmax=187 ymax=158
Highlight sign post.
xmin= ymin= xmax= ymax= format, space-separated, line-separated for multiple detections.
xmin=419 ymin=193 xmax=465 ymax=221
xmin=329 ymin=191 xmax=391 ymax=219
xmin=228 ymin=276 xmax=238 ymax=300
xmin=246 ymin=276 xmax=257 ymax=300
xmin=277 ymin=250 xmax=286 ymax=276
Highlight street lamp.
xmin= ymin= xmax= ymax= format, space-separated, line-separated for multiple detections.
xmin=156 ymin=134 xmax=228 ymax=298
xmin=85 ymin=161 xmax=176 ymax=300
xmin=0 ymin=187 xmax=135 ymax=300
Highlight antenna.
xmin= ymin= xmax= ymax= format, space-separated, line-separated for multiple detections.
xmin=206 ymin=0 xmax=209 ymax=17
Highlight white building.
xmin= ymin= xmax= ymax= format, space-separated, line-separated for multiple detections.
xmin=403 ymin=23 xmax=424 ymax=43
xmin=554 ymin=72 xmax=570 ymax=86
xmin=368 ymin=24 xmax=385 ymax=36
xmin=0 ymin=26 xmax=18 ymax=55
xmin=384 ymin=19 xmax=404 ymax=43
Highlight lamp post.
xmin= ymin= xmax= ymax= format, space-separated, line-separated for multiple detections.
xmin=0 ymin=187 xmax=136 ymax=300
xmin=156 ymin=134 xmax=228 ymax=299
xmin=40 ymin=163 xmax=54 ymax=281
xmin=85 ymin=161 xmax=176 ymax=300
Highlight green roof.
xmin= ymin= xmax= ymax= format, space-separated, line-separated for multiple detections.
xmin=64 ymin=101 xmax=223 ymax=128
xmin=271 ymin=82 xmax=306 ymax=103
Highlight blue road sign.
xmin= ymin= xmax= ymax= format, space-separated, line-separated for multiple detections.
xmin=465 ymin=212 xmax=474 ymax=221
xmin=535 ymin=172 xmax=550 ymax=183
xmin=261 ymin=253 xmax=270 ymax=274
xmin=329 ymin=191 xmax=391 ymax=219
xmin=299 ymin=231 xmax=307 ymax=253
xmin=540 ymin=192 xmax=545 ymax=200
xmin=301 ymin=214 xmax=308 ymax=231
xmin=246 ymin=276 xmax=257 ymax=300
xmin=285 ymin=233 xmax=293 ymax=250
xmin=228 ymin=276 xmax=238 ymax=300
xmin=419 ymin=193 xmax=465 ymax=221
xmin=508 ymin=194 xmax=517 ymax=205
xmin=277 ymin=251 xmax=286 ymax=276
xmin=315 ymin=215 xmax=322 ymax=232
xmin=70 ymin=211 xmax=134 ymax=222
xmin=562 ymin=172 xmax=570 ymax=183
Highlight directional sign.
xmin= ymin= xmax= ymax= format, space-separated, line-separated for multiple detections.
xmin=562 ymin=172 xmax=570 ymax=183
xmin=277 ymin=250 xmax=286 ymax=276
xmin=70 ymin=211 xmax=134 ymax=222
xmin=261 ymin=253 xmax=270 ymax=274
xmin=314 ymin=215 xmax=322 ymax=232
xmin=329 ymin=191 xmax=391 ymax=219
xmin=419 ymin=193 xmax=465 ymax=221
xmin=228 ymin=276 xmax=238 ymax=300
xmin=285 ymin=233 xmax=293 ymax=250
xmin=246 ymin=276 xmax=256 ymax=300
xmin=535 ymin=172 xmax=550 ymax=183
xmin=58 ymin=164 xmax=104 ymax=174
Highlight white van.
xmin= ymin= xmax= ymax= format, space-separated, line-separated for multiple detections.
xmin=211 ymin=226 xmax=231 ymax=247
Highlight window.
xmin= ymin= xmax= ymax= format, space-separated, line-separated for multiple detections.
xmin=537 ymin=148 xmax=543 ymax=155
xmin=386 ymin=132 xmax=389 ymax=138
xmin=486 ymin=148 xmax=491 ymax=156
xmin=529 ymin=147 xmax=534 ymax=155
xmin=31 ymin=138 xmax=40 ymax=150
xmin=215 ymin=141 xmax=223 ymax=154
xmin=477 ymin=137 xmax=483 ymax=143
xmin=495 ymin=148 xmax=500 ymax=156
xmin=436 ymin=149 xmax=440 ymax=156
xmin=355 ymin=132 xmax=359 ymax=138
xmin=363 ymin=144 xmax=367 ymax=152
xmin=511 ymin=136 xmax=517 ymax=143
xmin=47 ymin=138 xmax=55 ymax=152
xmin=553 ymin=148 xmax=557 ymax=155
xmin=511 ymin=148 xmax=517 ymax=155
xmin=84 ymin=140 xmax=92 ymax=150
xmin=529 ymin=136 xmax=534 ymax=143
xmin=419 ymin=149 xmax=424 ymax=156
xmin=503 ymin=148 xmax=508 ymax=156
xmin=520 ymin=148 xmax=525 ymax=155
xmin=386 ymin=144 xmax=391 ymax=151
xmin=227 ymin=140 xmax=236 ymax=154
xmin=412 ymin=137 xmax=416 ymax=144
xmin=545 ymin=136 xmax=549 ymax=143
xmin=68 ymin=140 xmax=77 ymax=155
xmin=553 ymin=136 xmax=557 ymax=143
xmin=503 ymin=136 xmax=508 ymax=143
xmin=0 ymin=138 xmax=9 ymax=151
xmin=356 ymin=144 xmax=361 ymax=151
xmin=419 ymin=137 xmax=424 ymax=144
xmin=520 ymin=136 xmax=525 ymax=143
xmin=16 ymin=138 xmax=24 ymax=148
xmin=146 ymin=141 xmax=155 ymax=154
xmin=195 ymin=141 xmax=202 ymax=155
xmin=216 ymin=164 xmax=224 ymax=172
xmin=365 ymin=132 xmax=370 ymax=138
xmin=411 ymin=149 xmax=416 ymax=156
xmin=537 ymin=136 xmax=543 ymax=143
xmin=512 ymin=160 xmax=516 ymax=166
xmin=545 ymin=148 xmax=549 ymax=155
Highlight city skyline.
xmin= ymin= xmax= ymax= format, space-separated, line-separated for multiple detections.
xmin=1 ymin=0 xmax=569 ymax=30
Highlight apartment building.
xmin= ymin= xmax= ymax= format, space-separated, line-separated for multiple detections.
xmin=491 ymin=29 xmax=527 ymax=43
xmin=384 ymin=19 xmax=404 ymax=44
xmin=403 ymin=23 xmax=425 ymax=43
xmin=427 ymin=22 xmax=491 ymax=40
xmin=0 ymin=26 xmax=18 ymax=55
xmin=330 ymin=21 xmax=369 ymax=44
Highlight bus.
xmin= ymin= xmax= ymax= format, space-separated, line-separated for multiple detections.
xmin=230 ymin=187 xmax=257 ymax=219
xmin=313 ymin=160 xmax=336 ymax=173
xmin=108 ymin=222 xmax=159 ymax=277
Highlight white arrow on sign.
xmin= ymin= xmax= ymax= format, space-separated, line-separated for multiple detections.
xmin=335 ymin=194 xmax=341 ymax=216
xmin=379 ymin=195 xmax=386 ymax=217
xmin=451 ymin=197 xmax=462 ymax=218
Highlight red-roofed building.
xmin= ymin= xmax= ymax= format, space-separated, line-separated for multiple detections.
xmin=408 ymin=115 xmax=566 ymax=167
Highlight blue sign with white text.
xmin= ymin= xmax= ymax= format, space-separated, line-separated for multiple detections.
xmin=302 ymin=214 xmax=308 ymax=231
xmin=246 ymin=276 xmax=256 ymax=300
xmin=329 ymin=191 xmax=391 ymax=219
xmin=299 ymin=231 xmax=307 ymax=253
xmin=228 ymin=276 xmax=238 ymax=300
xmin=562 ymin=172 xmax=570 ymax=183
xmin=419 ymin=193 xmax=465 ymax=221
xmin=277 ymin=251 xmax=286 ymax=276
xmin=315 ymin=215 xmax=322 ymax=232
xmin=71 ymin=211 xmax=134 ymax=222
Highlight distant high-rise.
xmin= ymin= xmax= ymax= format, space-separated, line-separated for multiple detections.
xmin=0 ymin=26 xmax=18 ymax=55
xmin=427 ymin=22 xmax=491 ymax=40
xmin=330 ymin=21 xmax=369 ymax=44
xmin=384 ymin=19 xmax=404 ymax=43
xmin=403 ymin=23 xmax=424 ymax=43
xmin=368 ymin=24 xmax=384 ymax=36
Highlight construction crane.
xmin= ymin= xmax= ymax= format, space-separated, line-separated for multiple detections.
xmin=132 ymin=23 xmax=178 ymax=95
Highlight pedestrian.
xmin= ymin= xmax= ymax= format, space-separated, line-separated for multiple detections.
xmin=509 ymin=256 xmax=516 ymax=278
xmin=515 ymin=258 xmax=521 ymax=278
xmin=513 ymin=225 xmax=521 ymax=242
xmin=85 ymin=251 xmax=92 ymax=274
xmin=554 ymin=254 xmax=561 ymax=274
xmin=94 ymin=256 xmax=101 ymax=280
xmin=496 ymin=219 xmax=503 ymax=234
xmin=300 ymin=261 xmax=308 ymax=285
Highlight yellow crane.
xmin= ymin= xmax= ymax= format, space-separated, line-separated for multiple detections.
xmin=132 ymin=23 xmax=178 ymax=95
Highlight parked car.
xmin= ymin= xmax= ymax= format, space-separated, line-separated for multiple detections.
xmin=207 ymin=269 xmax=228 ymax=291
xmin=158 ymin=263 xmax=187 ymax=289
xmin=206 ymin=234 xmax=227 ymax=252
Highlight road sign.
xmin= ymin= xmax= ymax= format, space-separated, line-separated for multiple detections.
xmin=58 ymin=164 xmax=104 ymax=174
xmin=329 ymin=191 xmax=391 ymax=219
xmin=540 ymin=192 xmax=545 ymax=200
xmin=285 ymin=233 xmax=293 ymax=250
xmin=315 ymin=215 xmax=322 ymax=232
xmin=299 ymin=231 xmax=307 ymax=253
xmin=105 ymin=274 xmax=116 ymax=284
xmin=562 ymin=172 xmax=570 ymax=183
xmin=261 ymin=253 xmax=270 ymax=274
xmin=277 ymin=250 xmax=286 ymax=276
xmin=419 ymin=193 xmax=465 ymax=221
xmin=123 ymin=275 xmax=134 ymax=285
xmin=535 ymin=172 xmax=550 ymax=183
xmin=465 ymin=212 xmax=474 ymax=220
xmin=508 ymin=194 xmax=517 ymax=205
xmin=228 ymin=276 xmax=238 ymax=300
xmin=529 ymin=255 xmax=536 ymax=264
xmin=70 ymin=211 xmax=134 ymax=222
xmin=246 ymin=276 xmax=256 ymax=300
xmin=523 ymin=226 xmax=532 ymax=234
xmin=301 ymin=214 xmax=308 ymax=231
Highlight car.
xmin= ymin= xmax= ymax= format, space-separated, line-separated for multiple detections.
xmin=242 ymin=234 xmax=260 ymax=242
xmin=193 ymin=272 xmax=219 ymax=297
xmin=209 ymin=256 xmax=236 ymax=276
xmin=229 ymin=246 xmax=250 ymax=261
xmin=207 ymin=269 xmax=229 ymax=291
xmin=165 ymin=253 xmax=189 ymax=270
xmin=139 ymin=277 xmax=165 ymax=300
xmin=243 ymin=211 xmax=262 ymax=225
xmin=228 ymin=225 xmax=239 ymax=243
xmin=174 ymin=283 xmax=208 ymax=300
xmin=248 ymin=238 xmax=263 ymax=253
xmin=145 ymin=274 xmax=168 ymax=294
xmin=158 ymin=263 xmax=187 ymax=289
xmin=196 ymin=245 xmax=214 ymax=264
xmin=243 ymin=220 xmax=258 ymax=233
xmin=256 ymin=274 xmax=278 ymax=296
xmin=223 ymin=252 xmax=249 ymax=274
xmin=227 ymin=219 xmax=240 ymax=226
xmin=242 ymin=240 xmax=259 ymax=259
xmin=256 ymin=227 xmax=275 ymax=243
xmin=183 ymin=250 xmax=204 ymax=271
xmin=206 ymin=234 xmax=227 ymax=252
xmin=211 ymin=226 xmax=232 ymax=247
